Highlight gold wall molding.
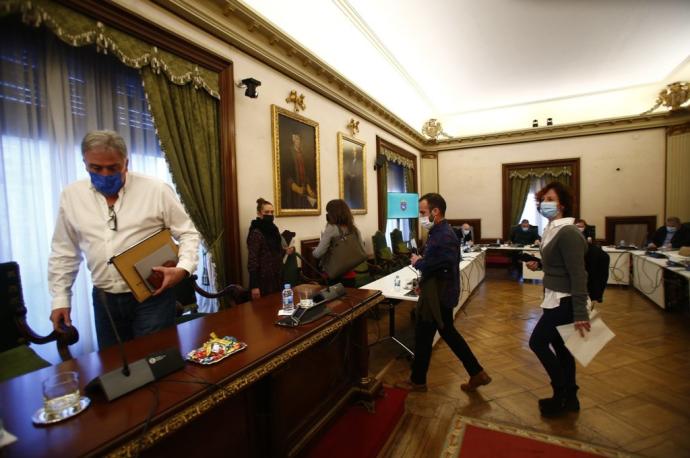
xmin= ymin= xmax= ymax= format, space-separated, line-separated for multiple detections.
xmin=107 ymin=293 xmax=385 ymax=458
xmin=152 ymin=1 xmax=690 ymax=153
xmin=427 ymin=110 xmax=690 ymax=151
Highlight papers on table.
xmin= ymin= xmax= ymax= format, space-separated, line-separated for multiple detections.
xmin=557 ymin=313 xmax=615 ymax=367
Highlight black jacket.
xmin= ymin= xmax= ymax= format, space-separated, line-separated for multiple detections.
xmin=510 ymin=225 xmax=540 ymax=245
xmin=649 ymin=225 xmax=690 ymax=248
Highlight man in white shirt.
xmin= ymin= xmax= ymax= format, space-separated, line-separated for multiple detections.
xmin=48 ymin=130 xmax=200 ymax=349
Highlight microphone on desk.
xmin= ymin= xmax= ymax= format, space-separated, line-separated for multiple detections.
xmin=86 ymin=290 xmax=184 ymax=402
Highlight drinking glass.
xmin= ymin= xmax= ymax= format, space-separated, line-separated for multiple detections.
xmin=42 ymin=372 xmax=80 ymax=417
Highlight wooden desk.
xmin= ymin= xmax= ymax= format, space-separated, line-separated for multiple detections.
xmin=0 ymin=288 xmax=384 ymax=457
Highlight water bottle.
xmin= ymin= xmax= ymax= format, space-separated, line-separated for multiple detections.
xmin=282 ymin=284 xmax=294 ymax=313
xmin=394 ymin=275 xmax=401 ymax=291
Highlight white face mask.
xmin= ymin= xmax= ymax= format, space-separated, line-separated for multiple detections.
xmin=420 ymin=215 xmax=434 ymax=230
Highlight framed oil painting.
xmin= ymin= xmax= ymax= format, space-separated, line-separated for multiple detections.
xmin=337 ymin=133 xmax=366 ymax=214
xmin=271 ymin=105 xmax=320 ymax=216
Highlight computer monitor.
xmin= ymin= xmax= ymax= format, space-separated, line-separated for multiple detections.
xmin=387 ymin=192 xmax=419 ymax=219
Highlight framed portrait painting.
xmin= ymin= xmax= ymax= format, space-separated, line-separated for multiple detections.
xmin=337 ymin=133 xmax=367 ymax=214
xmin=271 ymin=105 xmax=321 ymax=216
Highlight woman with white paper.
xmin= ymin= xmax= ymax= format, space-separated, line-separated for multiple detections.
xmin=525 ymin=182 xmax=590 ymax=418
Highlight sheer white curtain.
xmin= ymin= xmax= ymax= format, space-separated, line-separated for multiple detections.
xmin=519 ymin=176 xmax=549 ymax=236
xmin=0 ymin=23 xmax=194 ymax=359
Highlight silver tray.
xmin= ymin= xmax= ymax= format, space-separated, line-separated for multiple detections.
xmin=32 ymin=396 xmax=91 ymax=425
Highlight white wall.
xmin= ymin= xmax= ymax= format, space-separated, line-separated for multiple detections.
xmin=233 ymin=50 xmax=420 ymax=281
xmin=438 ymin=129 xmax=666 ymax=240
xmin=114 ymin=0 xmax=420 ymax=283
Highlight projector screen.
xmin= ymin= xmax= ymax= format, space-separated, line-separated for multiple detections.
xmin=387 ymin=192 xmax=419 ymax=219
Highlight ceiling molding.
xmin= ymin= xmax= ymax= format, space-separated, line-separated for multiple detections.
xmin=425 ymin=109 xmax=690 ymax=151
xmin=153 ymin=0 xmax=427 ymax=148
xmin=150 ymin=1 xmax=689 ymax=153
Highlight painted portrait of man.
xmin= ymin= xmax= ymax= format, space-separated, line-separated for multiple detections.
xmin=338 ymin=133 xmax=366 ymax=214
xmin=273 ymin=106 xmax=320 ymax=215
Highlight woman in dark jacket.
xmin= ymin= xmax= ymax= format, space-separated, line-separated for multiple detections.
xmin=526 ymin=182 xmax=590 ymax=417
xmin=247 ymin=198 xmax=292 ymax=299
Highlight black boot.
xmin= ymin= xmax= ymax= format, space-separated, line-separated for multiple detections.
xmin=539 ymin=385 xmax=579 ymax=417
xmin=539 ymin=386 xmax=567 ymax=418
xmin=564 ymin=385 xmax=580 ymax=412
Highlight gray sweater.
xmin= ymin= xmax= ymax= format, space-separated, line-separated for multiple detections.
xmin=540 ymin=225 xmax=589 ymax=321
xmin=312 ymin=223 xmax=363 ymax=259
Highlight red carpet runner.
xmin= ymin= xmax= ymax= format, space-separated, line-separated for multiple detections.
xmin=443 ymin=416 xmax=620 ymax=458
xmin=304 ymin=387 xmax=408 ymax=458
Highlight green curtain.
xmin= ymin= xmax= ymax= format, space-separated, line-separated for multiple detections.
xmin=0 ymin=0 xmax=219 ymax=98
xmin=543 ymin=173 xmax=571 ymax=187
xmin=404 ymin=166 xmax=417 ymax=239
xmin=510 ymin=177 xmax=532 ymax=226
xmin=509 ymin=165 xmax=573 ymax=225
xmin=377 ymin=161 xmax=388 ymax=232
xmin=141 ymin=68 xmax=228 ymax=306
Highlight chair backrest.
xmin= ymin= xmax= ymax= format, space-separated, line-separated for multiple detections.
xmin=0 ymin=262 xmax=23 ymax=352
xmin=390 ymin=228 xmax=409 ymax=254
xmin=372 ymin=231 xmax=393 ymax=262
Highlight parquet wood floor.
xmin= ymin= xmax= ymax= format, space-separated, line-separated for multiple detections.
xmin=367 ymin=269 xmax=690 ymax=457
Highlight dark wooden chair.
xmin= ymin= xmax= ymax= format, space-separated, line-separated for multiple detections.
xmin=0 ymin=262 xmax=79 ymax=382
xmin=174 ymin=275 xmax=249 ymax=323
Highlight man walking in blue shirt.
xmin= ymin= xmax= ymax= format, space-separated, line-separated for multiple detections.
xmin=397 ymin=193 xmax=491 ymax=392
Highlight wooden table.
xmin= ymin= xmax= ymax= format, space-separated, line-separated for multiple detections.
xmin=0 ymin=287 xmax=384 ymax=457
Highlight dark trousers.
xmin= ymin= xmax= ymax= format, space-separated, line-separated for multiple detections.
xmin=92 ymin=287 xmax=176 ymax=350
xmin=528 ymin=297 xmax=577 ymax=394
xmin=411 ymin=306 xmax=483 ymax=385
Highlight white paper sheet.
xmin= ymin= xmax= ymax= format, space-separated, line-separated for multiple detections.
xmin=557 ymin=316 xmax=615 ymax=367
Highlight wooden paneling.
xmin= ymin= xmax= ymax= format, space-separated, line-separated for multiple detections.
xmin=605 ymin=216 xmax=657 ymax=246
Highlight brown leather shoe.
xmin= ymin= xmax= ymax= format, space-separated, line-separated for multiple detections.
xmin=395 ymin=380 xmax=428 ymax=392
xmin=461 ymin=370 xmax=492 ymax=392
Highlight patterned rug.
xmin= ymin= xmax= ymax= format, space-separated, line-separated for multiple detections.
xmin=442 ymin=415 xmax=631 ymax=458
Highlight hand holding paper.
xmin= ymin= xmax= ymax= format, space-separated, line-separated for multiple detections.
xmin=557 ymin=315 xmax=615 ymax=367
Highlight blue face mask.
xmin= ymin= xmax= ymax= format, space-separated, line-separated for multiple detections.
xmin=89 ymin=172 xmax=124 ymax=196
xmin=538 ymin=201 xmax=559 ymax=219
xmin=666 ymin=226 xmax=677 ymax=233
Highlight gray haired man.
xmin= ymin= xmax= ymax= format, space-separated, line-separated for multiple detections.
xmin=48 ymin=130 xmax=200 ymax=349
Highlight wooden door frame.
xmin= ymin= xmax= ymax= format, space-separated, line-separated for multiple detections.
xmin=501 ymin=158 xmax=580 ymax=240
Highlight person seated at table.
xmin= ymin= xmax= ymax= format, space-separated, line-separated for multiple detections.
xmin=574 ymin=218 xmax=595 ymax=243
xmin=648 ymin=217 xmax=690 ymax=250
xmin=454 ymin=223 xmax=473 ymax=245
xmin=510 ymin=219 xmax=541 ymax=246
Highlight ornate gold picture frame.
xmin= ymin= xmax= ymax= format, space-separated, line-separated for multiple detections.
xmin=337 ymin=132 xmax=367 ymax=215
xmin=271 ymin=105 xmax=321 ymax=216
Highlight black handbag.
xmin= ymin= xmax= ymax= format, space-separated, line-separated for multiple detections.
xmin=321 ymin=227 xmax=367 ymax=279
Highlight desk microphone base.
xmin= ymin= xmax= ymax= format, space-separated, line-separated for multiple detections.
xmin=87 ymin=359 xmax=155 ymax=401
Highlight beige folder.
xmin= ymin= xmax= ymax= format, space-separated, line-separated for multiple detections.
xmin=109 ymin=228 xmax=179 ymax=302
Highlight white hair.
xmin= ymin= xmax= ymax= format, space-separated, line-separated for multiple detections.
xmin=81 ymin=130 xmax=128 ymax=159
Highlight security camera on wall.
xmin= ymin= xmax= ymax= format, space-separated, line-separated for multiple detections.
xmin=238 ymin=78 xmax=261 ymax=98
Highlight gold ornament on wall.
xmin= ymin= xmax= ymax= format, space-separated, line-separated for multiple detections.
xmin=642 ymin=81 xmax=690 ymax=114
xmin=347 ymin=118 xmax=360 ymax=136
xmin=421 ymin=118 xmax=451 ymax=141
xmin=286 ymin=89 xmax=306 ymax=112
